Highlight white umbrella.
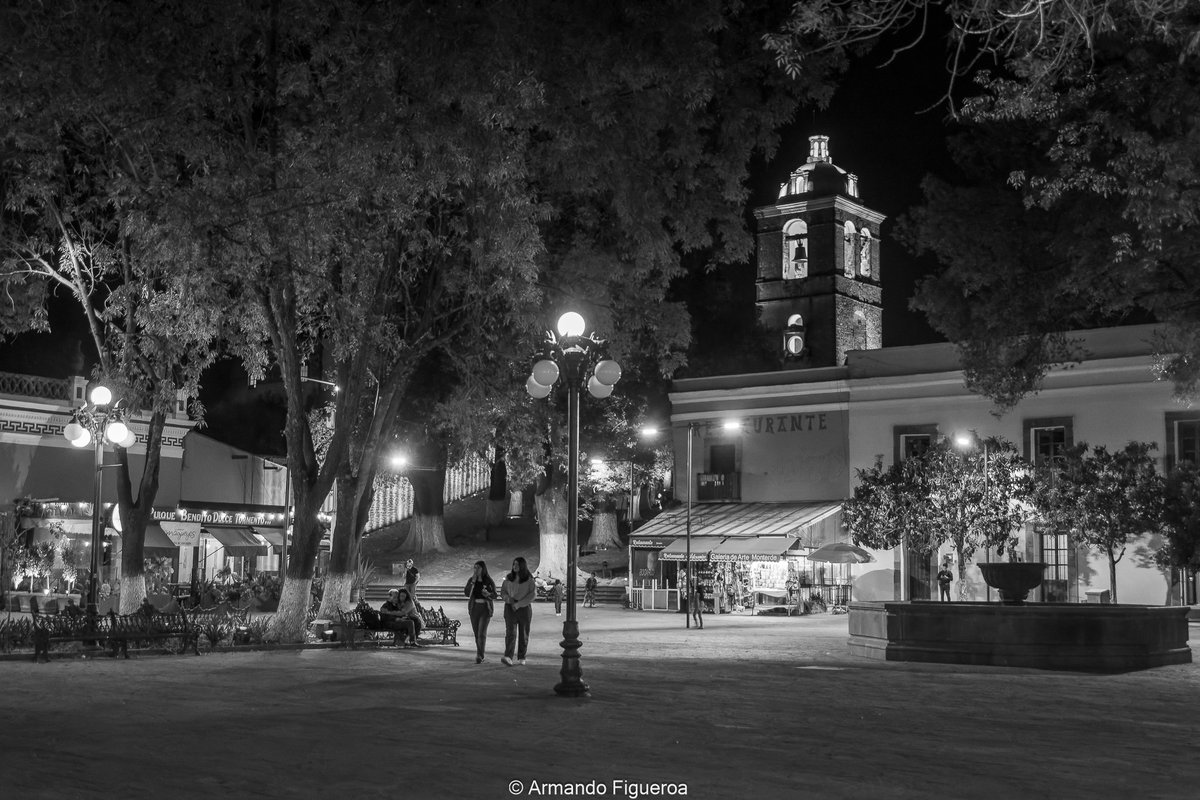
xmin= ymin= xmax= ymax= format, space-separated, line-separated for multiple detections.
xmin=807 ymin=542 xmax=874 ymax=564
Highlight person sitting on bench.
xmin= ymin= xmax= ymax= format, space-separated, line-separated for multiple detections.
xmin=380 ymin=588 xmax=423 ymax=646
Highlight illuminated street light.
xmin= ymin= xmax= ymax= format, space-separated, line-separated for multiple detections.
xmin=62 ymin=383 xmax=135 ymax=616
xmin=526 ymin=311 xmax=621 ymax=697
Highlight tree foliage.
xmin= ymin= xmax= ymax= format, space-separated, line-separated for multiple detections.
xmin=1156 ymin=460 xmax=1200 ymax=578
xmin=845 ymin=436 xmax=1035 ymax=596
xmin=771 ymin=1 xmax=1200 ymax=407
xmin=1032 ymin=441 xmax=1164 ymax=603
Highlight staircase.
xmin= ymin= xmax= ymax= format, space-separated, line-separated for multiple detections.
xmin=363 ymin=584 xmax=627 ymax=606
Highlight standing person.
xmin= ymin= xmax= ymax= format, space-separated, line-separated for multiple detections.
xmin=551 ymin=578 xmax=564 ymax=616
xmin=691 ymin=580 xmax=705 ymax=629
xmin=403 ymin=559 xmax=421 ymax=608
xmin=501 ymin=556 xmax=535 ymax=666
xmin=464 ymin=561 xmax=497 ymax=664
xmin=584 ymin=575 xmax=598 ymax=608
xmin=937 ymin=562 xmax=954 ymax=602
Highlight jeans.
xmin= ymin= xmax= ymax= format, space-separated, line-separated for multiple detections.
xmin=468 ymin=602 xmax=492 ymax=659
xmin=939 ymin=585 xmax=951 ymax=601
xmin=382 ymin=617 xmax=416 ymax=642
xmin=503 ymin=604 xmax=532 ymax=660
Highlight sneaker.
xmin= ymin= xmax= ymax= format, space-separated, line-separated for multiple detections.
xmin=501 ymin=656 xmax=513 ymax=666
xmin=517 ymin=658 xmax=526 ymax=665
xmin=475 ymin=656 xmax=485 ymax=664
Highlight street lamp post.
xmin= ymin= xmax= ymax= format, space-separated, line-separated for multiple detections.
xmin=527 ymin=311 xmax=621 ymax=697
xmin=63 ymin=384 xmax=136 ymax=617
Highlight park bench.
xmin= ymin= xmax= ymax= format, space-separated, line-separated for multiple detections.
xmin=32 ymin=609 xmax=200 ymax=662
xmin=336 ymin=604 xmax=460 ymax=648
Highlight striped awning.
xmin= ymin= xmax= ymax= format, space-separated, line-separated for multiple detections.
xmin=630 ymin=502 xmax=842 ymax=544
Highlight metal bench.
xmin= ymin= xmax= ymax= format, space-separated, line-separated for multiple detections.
xmin=32 ymin=609 xmax=200 ymax=662
xmin=336 ymin=605 xmax=460 ymax=647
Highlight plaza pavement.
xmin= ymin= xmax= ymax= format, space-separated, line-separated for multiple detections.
xmin=2 ymin=606 xmax=1198 ymax=800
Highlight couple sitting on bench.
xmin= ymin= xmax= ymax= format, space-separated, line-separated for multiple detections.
xmin=379 ymin=588 xmax=423 ymax=646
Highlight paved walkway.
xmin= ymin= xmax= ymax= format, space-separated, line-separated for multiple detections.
xmin=3 ymin=608 xmax=1198 ymax=799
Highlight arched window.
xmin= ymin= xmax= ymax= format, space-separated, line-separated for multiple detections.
xmin=782 ymin=219 xmax=808 ymax=280
xmin=843 ymin=221 xmax=856 ymax=278
xmin=859 ymin=228 xmax=873 ymax=277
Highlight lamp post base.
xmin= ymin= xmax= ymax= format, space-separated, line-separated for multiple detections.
xmin=553 ymin=619 xmax=589 ymax=697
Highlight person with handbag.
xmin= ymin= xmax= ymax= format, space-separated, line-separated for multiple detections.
xmin=501 ymin=556 xmax=536 ymax=666
xmin=464 ymin=560 xmax=497 ymax=664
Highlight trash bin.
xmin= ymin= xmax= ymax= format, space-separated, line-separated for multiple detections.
xmin=1085 ymin=590 xmax=1111 ymax=604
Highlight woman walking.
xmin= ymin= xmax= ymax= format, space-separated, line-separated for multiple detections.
xmin=464 ymin=560 xmax=497 ymax=664
xmin=501 ymin=556 xmax=536 ymax=666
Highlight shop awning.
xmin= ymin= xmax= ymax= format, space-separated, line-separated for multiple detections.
xmin=659 ymin=536 xmax=727 ymax=561
xmin=629 ymin=501 xmax=843 ymax=543
xmin=708 ymin=535 xmax=801 ymax=562
xmin=204 ymin=526 xmax=266 ymax=557
xmin=253 ymin=527 xmax=285 ymax=548
xmin=143 ymin=523 xmax=178 ymax=550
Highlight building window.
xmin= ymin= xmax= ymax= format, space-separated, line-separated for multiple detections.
xmin=842 ymin=221 xmax=856 ymax=278
xmin=1165 ymin=412 xmax=1200 ymax=470
xmin=893 ymin=424 xmax=938 ymax=465
xmin=782 ymin=219 xmax=808 ymax=280
xmin=858 ymin=228 xmax=872 ymax=277
xmin=1022 ymin=417 xmax=1073 ymax=464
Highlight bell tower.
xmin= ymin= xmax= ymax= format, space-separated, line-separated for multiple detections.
xmin=753 ymin=135 xmax=885 ymax=368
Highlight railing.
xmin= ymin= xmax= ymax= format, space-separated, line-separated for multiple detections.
xmin=696 ymin=472 xmax=740 ymax=502
xmin=0 ymin=371 xmax=72 ymax=401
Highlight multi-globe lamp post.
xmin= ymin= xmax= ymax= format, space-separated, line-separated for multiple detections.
xmin=526 ymin=311 xmax=622 ymax=697
xmin=62 ymin=384 xmax=136 ymax=616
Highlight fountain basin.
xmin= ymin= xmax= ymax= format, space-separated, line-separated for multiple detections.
xmin=848 ymin=601 xmax=1191 ymax=672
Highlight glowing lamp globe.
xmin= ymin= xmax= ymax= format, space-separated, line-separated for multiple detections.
xmin=593 ymin=359 xmax=622 ymax=386
xmin=119 ymin=428 xmax=137 ymax=448
xmin=955 ymin=434 xmax=972 ymax=449
xmin=105 ymin=420 xmax=129 ymax=444
xmin=532 ymin=359 xmax=560 ymax=387
xmin=587 ymin=376 xmax=613 ymax=398
xmin=89 ymin=385 xmax=112 ymax=406
xmin=526 ymin=375 xmax=552 ymax=399
xmin=63 ymin=421 xmax=86 ymax=443
xmin=556 ymin=312 xmax=586 ymax=338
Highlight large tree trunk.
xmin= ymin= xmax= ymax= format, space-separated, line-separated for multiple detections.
xmin=535 ymin=488 xmax=568 ymax=580
xmin=406 ymin=469 xmax=450 ymax=553
xmin=588 ymin=504 xmax=621 ymax=550
xmin=485 ymin=447 xmax=507 ymax=529
xmin=271 ymin=575 xmax=314 ymax=641
xmin=319 ymin=571 xmax=356 ymax=617
xmin=115 ymin=410 xmax=168 ymax=614
xmin=318 ymin=467 xmax=375 ymax=619
xmin=119 ymin=574 xmax=147 ymax=614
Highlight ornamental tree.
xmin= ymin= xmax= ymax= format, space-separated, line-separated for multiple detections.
xmin=1156 ymin=460 xmax=1200 ymax=604
xmin=845 ymin=437 xmax=1035 ymax=598
xmin=1033 ymin=442 xmax=1164 ymax=604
